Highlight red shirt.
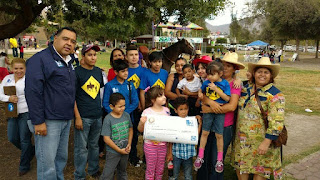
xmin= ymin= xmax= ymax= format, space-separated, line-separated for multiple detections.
xmin=0 ymin=67 xmax=9 ymax=81
xmin=107 ymin=68 xmax=116 ymax=82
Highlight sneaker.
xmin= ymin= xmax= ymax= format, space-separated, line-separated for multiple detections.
xmin=130 ymin=158 xmax=141 ymax=167
xmin=136 ymin=157 xmax=143 ymax=164
xmin=215 ymin=160 xmax=224 ymax=173
xmin=194 ymin=157 xmax=204 ymax=171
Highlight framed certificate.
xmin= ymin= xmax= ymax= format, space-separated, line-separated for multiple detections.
xmin=143 ymin=115 xmax=199 ymax=144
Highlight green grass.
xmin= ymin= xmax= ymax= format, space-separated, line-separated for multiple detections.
xmin=283 ymin=142 xmax=320 ymax=167
xmin=236 ymin=65 xmax=320 ymax=116
xmin=8 ymin=50 xmax=113 ymax=70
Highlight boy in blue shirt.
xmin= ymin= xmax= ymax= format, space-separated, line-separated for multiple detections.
xmin=102 ymin=60 xmax=139 ymax=115
xmin=194 ymin=61 xmax=231 ymax=173
xmin=126 ymin=44 xmax=146 ymax=167
xmin=139 ymin=51 xmax=168 ymax=110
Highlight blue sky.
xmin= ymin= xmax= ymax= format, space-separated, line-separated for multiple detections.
xmin=206 ymin=0 xmax=253 ymax=26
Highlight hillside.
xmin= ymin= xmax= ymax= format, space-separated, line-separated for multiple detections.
xmin=205 ymin=22 xmax=230 ymax=34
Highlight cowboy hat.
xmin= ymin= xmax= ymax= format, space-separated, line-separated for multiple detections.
xmin=195 ymin=50 xmax=202 ymax=55
xmin=221 ymin=52 xmax=245 ymax=70
xmin=248 ymin=57 xmax=280 ymax=78
xmin=192 ymin=55 xmax=212 ymax=66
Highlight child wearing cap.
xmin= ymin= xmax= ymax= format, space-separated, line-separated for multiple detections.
xmin=73 ymin=44 xmax=104 ymax=179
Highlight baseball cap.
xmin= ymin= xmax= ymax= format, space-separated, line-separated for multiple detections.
xmin=81 ymin=44 xmax=100 ymax=55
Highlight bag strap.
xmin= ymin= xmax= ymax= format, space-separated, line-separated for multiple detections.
xmin=128 ymin=81 xmax=132 ymax=104
xmin=254 ymin=85 xmax=268 ymax=130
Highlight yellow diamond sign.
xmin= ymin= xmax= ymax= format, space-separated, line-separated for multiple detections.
xmin=81 ymin=76 xmax=100 ymax=99
xmin=152 ymin=79 xmax=165 ymax=89
xmin=127 ymin=74 xmax=140 ymax=89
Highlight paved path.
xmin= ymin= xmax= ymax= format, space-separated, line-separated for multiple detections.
xmin=283 ymin=114 xmax=320 ymax=156
xmin=285 ymin=151 xmax=320 ymax=180
xmin=1 ymin=48 xmax=45 ymax=54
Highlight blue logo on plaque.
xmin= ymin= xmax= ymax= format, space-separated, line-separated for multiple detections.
xmin=8 ymin=103 xmax=14 ymax=112
xmin=186 ymin=119 xmax=194 ymax=126
xmin=191 ymin=136 xmax=196 ymax=141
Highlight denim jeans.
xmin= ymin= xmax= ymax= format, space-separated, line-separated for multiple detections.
xmin=7 ymin=112 xmax=34 ymax=172
xmin=172 ymin=156 xmax=193 ymax=180
xmin=74 ymin=117 xmax=102 ymax=179
xmin=209 ymin=125 xmax=234 ymax=180
xmin=28 ymin=119 xmax=71 ymax=180
xmin=129 ymin=109 xmax=140 ymax=162
xmin=196 ymin=125 xmax=234 ymax=180
xmin=12 ymin=47 xmax=18 ymax=57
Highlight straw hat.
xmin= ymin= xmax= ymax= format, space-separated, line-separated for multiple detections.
xmin=221 ymin=52 xmax=245 ymax=70
xmin=248 ymin=57 xmax=280 ymax=78
xmin=192 ymin=55 xmax=212 ymax=66
xmin=195 ymin=50 xmax=202 ymax=55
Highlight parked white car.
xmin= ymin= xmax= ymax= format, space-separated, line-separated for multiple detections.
xmin=307 ymin=46 xmax=316 ymax=52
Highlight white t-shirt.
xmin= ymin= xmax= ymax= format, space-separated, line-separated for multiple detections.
xmin=0 ymin=74 xmax=28 ymax=114
xmin=177 ymin=75 xmax=202 ymax=92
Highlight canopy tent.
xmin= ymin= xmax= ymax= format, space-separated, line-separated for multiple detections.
xmin=186 ymin=23 xmax=204 ymax=30
xmin=154 ymin=22 xmax=203 ymax=30
xmin=247 ymin=40 xmax=269 ymax=46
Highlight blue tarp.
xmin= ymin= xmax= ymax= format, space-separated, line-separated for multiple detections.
xmin=247 ymin=40 xmax=269 ymax=46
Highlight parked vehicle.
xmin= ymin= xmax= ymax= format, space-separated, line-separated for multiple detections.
xmin=307 ymin=46 xmax=316 ymax=52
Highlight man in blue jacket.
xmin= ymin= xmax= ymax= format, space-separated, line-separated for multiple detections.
xmin=25 ymin=27 xmax=77 ymax=180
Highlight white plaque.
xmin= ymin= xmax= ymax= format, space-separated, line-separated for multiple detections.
xmin=143 ymin=115 xmax=199 ymax=145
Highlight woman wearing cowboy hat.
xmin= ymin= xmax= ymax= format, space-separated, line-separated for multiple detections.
xmin=231 ymin=57 xmax=285 ymax=180
xmin=197 ymin=52 xmax=245 ymax=179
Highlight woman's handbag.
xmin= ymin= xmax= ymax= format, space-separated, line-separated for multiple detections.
xmin=254 ymin=87 xmax=288 ymax=147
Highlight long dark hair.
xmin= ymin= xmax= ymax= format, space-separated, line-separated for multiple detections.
xmin=110 ymin=48 xmax=125 ymax=67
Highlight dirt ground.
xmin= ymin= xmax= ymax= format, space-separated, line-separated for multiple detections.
xmin=280 ymin=54 xmax=320 ymax=71
xmin=0 ymin=57 xmax=319 ymax=179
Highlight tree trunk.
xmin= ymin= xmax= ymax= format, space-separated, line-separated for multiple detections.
xmin=0 ymin=1 xmax=46 ymax=40
xmin=295 ymin=38 xmax=300 ymax=61
xmin=305 ymin=40 xmax=308 ymax=52
xmin=316 ymin=39 xmax=319 ymax=58
xmin=152 ymin=20 xmax=155 ymax=49
xmin=280 ymin=40 xmax=285 ymax=50
xmin=4 ymin=39 xmax=8 ymax=54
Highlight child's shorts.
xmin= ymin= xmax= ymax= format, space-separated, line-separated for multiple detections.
xmin=202 ymin=113 xmax=225 ymax=134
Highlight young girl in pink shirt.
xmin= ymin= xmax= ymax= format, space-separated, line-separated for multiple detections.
xmin=138 ymin=86 xmax=170 ymax=180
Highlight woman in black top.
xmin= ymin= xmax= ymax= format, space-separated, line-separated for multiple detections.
xmin=164 ymin=57 xmax=187 ymax=115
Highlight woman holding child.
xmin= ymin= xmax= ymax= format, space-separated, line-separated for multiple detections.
xmin=197 ymin=52 xmax=244 ymax=179
xmin=165 ymin=57 xmax=187 ymax=115
xmin=231 ymin=57 xmax=285 ymax=180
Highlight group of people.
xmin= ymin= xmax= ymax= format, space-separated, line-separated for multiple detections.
xmin=0 ymin=26 xmax=286 ymax=180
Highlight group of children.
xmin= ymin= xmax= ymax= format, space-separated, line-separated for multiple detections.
xmin=75 ymin=43 xmax=233 ymax=180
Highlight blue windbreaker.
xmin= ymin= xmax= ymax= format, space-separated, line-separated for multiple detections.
xmin=25 ymin=43 xmax=76 ymax=125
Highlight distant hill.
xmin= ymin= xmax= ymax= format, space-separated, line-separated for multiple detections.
xmin=205 ymin=22 xmax=230 ymax=34
xmin=205 ymin=17 xmax=263 ymax=35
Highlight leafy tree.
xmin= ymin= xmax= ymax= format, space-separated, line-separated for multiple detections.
xmin=216 ymin=38 xmax=227 ymax=44
xmin=229 ymin=13 xmax=241 ymax=43
xmin=0 ymin=0 xmax=227 ymax=40
xmin=0 ymin=0 xmax=48 ymax=40
xmin=251 ymin=0 xmax=320 ymax=60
